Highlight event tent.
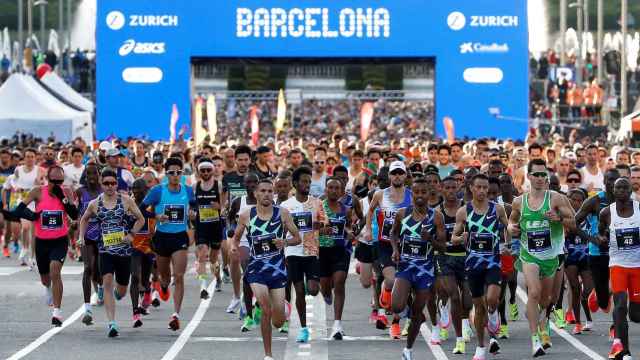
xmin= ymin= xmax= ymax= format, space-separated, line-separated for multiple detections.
xmin=40 ymin=71 xmax=94 ymax=113
xmin=0 ymin=73 xmax=93 ymax=142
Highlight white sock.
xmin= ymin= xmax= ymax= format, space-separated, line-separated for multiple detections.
xmin=403 ymin=347 xmax=412 ymax=353
xmin=462 ymin=318 xmax=470 ymax=328
xmin=84 ymin=303 xmax=92 ymax=312
xmin=456 ymin=336 xmax=464 ymax=342
xmin=172 ymin=312 xmax=179 ymax=319
xmin=200 ymin=278 xmax=207 ymax=290
xmin=334 ymin=320 xmax=342 ymax=328
xmin=52 ymin=308 xmax=61 ymax=318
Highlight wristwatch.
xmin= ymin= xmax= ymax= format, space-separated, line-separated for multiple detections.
xmin=62 ymin=198 xmax=69 ymax=205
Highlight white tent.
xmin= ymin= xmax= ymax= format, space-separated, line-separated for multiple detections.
xmin=614 ymin=110 xmax=640 ymax=143
xmin=41 ymin=71 xmax=94 ymax=112
xmin=0 ymin=73 xmax=93 ymax=142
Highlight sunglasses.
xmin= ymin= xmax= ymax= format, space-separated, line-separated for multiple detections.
xmin=389 ymin=170 xmax=406 ymax=176
xmin=102 ymin=181 xmax=117 ymax=186
xmin=167 ymin=170 xmax=183 ymax=176
xmin=531 ymin=172 xmax=548 ymax=178
xmin=567 ymin=177 xmax=581 ymax=183
xmin=315 ymin=161 xmax=325 ymax=165
xmin=199 ymin=168 xmax=212 ymax=173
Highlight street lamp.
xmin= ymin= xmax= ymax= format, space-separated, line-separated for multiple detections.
xmin=34 ymin=0 xmax=47 ymax=51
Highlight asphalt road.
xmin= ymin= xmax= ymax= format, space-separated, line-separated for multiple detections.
xmin=1 ymin=250 xmax=638 ymax=360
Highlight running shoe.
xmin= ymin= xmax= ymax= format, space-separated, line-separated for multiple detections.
xmin=222 ymin=268 xmax=231 ymax=284
xmin=2 ymin=246 xmax=9 ymax=258
xmin=489 ymin=338 xmax=500 ymax=355
xmin=81 ymin=310 xmax=93 ymax=326
xmin=138 ymin=306 xmax=149 ymax=316
xmin=215 ymin=280 xmax=222 ymax=292
xmin=253 ymin=306 xmax=262 ymax=325
xmin=296 ymin=327 xmax=310 ymax=342
xmin=609 ymin=339 xmax=624 ymax=359
xmin=402 ymin=319 xmax=411 ymax=337
xmin=200 ymin=289 xmax=210 ymax=300
xmin=97 ymin=286 xmax=104 ymax=306
xmin=389 ymin=322 xmax=401 ymax=339
xmin=588 ymin=289 xmax=599 ymax=313
xmin=141 ymin=292 xmax=152 ymax=309
xmin=498 ymin=324 xmax=509 ymax=339
xmin=583 ymin=321 xmax=593 ymax=331
xmin=158 ymin=285 xmax=171 ymax=302
xmin=565 ymin=309 xmax=576 ymax=324
xmin=402 ymin=348 xmax=413 ymax=360
xmin=572 ymin=323 xmax=583 ymax=335
xmin=108 ymin=321 xmax=119 ymax=338
xmin=264 ymin=357 xmax=274 ymax=360
xmin=168 ymin=314 xmax=180 ymax=331
xmin=51 ymin=315 xmax=63 ymax=327
xmin=609 ymin=325 xmax=616 ymax=341
xmin=440 ymin=326 xmax=449 ymax=341
xmin=439 ymin=300 xmax=451 ymax=329
xmin=241 ymin=315 xmax=255 ymax=332
xmin=452 ymin=340 xmax=466 ymax=354
xmin=622 ymin=355 xmax=632 ymax=360
xmin=379 ymin=288 xmax=392 ymax=310
xmin=539 ymin=330 xmax=552 ymax=350
xmin=151 ymin=290 xmax=160 ymax=307
xmin=113 ymin=288 xmax=124 ymax=301
xmin=376 ymin=314 xmax=389 ymax=330
xmin=553 ymin=308 xmax=566 ymax=329
xmin=369 ymin=309 xmax=377 ymax=324
xmin=509 ymin=302 xmax=519 ymax=321
xmin=487 ymin=310 xmax=500 ymax=335
xmin=133 ymin=313 xmax=143 ymax=328
xmin=12 ymin=241 xmax=19 ymax=254
xmin=18 ymin=249 xmax=27 ymax=266
xmin=472 ymin=347 xmax=486 ymax=360
xmin=332 ymin=324 xmax=345 ymax=340
xmin=226 ymin=297 xmax=241 ymax=313
xmin=279 ymin=320 xmax=289 ymax=334
xmin=429 ymin=326 xmax=441 ymax=345
xmin=532 ymin=335 xmax=545 ymax=357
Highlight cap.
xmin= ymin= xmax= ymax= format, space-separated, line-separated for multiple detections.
xmin=389 ymin=161 xmax=406 ymax=173
xmin=99 ymin=141 xmax=112 ymax=151
xmin=106 ymin=148 xmax=120 ymax=157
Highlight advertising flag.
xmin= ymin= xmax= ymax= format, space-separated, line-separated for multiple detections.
xmin=250 ymin=106 xmax=259 ymax=147
xmin=194 ymin=96 xmax=206 ymax=146
xmin=443 ymin=116 xmax=455 ymax=144
xmin=169 ymin=103 xmax=179 ymax=143
xmin=360 ymin=102 xmax=374 ymax=141
xmin=275 ymin=89 xmax=286 ymax=134
xmin=207 ymin=94 xmax=217 ymax=139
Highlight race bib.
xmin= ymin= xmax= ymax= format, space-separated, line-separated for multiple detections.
xmin=615 ymin=228 xmax=640 ymax=250
xmin=527 ymin=229 xmax=552 ymax=252
xmin=41 ymin=210 xmax=64 ymax=230
xmin=102 ymin=228 xmax=125 ymax=248
xmin=401 ymin=235 xmax=431 ymax=260
xmin=198 ymin=205 xmax=219 ymax=223
xmin=292 ymin=212 xmax=313 ymax=232
xmin=381 ymin=220 xmax=393 ymax=239
xmin=251 ymin=234 xmax=279 ymax=259
xmin=470 ymin=232 xmax=493 ymax=253
xmin=164 ymin=204 xmax=185 ymax=224
xmin=328 ymin=218 xmax=346 ymax=240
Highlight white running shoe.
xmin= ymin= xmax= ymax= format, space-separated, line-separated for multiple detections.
xmin=402 ymin=348 xmax=413 ymax=360
xmin=439 ymin=300 xmax=451 ymax=329
xmin=226 ymin=297 xmax=241 ymax=313
xmin=430 ymin=325 xmax=441 ymax=345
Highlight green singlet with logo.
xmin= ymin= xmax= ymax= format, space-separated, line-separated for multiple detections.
xmin=519 ymin=191 xmax=564 ymax=261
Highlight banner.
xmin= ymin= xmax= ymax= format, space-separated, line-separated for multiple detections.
xmin=249 ymin=106 xmax=259 ymax=147
xmin=207 ymin=94 xmax=217 ymax=139
xmin=193 ymin=96 xmax=206 ymax=146
xmin=169 ymin=103 xmax=179 ymax=143
xmin=275 ymin=89 xmax=286 ymax=134
xmin=360 ymin=102 xmax=374 ymax=141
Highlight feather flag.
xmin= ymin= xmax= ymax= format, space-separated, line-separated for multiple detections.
xmin=360 ymin=102 xmax=374 ymax=141
xmin=249 ymin=106 xmax=260 ymax=147
xmin=207 ymin=94 xmax=217 ymax=139
xmin=193 ymin=96 xmax=206 ymax=146
xmin=275 ymin=89 xmax=286 ymax=134
xmin=443 ymin=116 xmax=455 ymax=144
xmin=169 ymin=103 xmax=179 ymax=143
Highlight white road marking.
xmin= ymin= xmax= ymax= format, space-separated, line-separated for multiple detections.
xmin=160 ymin=279 xmax=217 ymax=360
xmin=285 ymin=292 xmax=328 ymax=360
xmin=60 ymin=266 xmax=84 ymax=275
xmin=190 ymin=335 xmax=399 ymax=342
xmin=516 ymin=286 xmax=606 ymax=360
xmin=420 ymin=323 xmax=450 ymax=360
xmin=6 ymin=305 xmax=84 ymax=360
xmin=0 ymin=266 xmax=28 ymax=276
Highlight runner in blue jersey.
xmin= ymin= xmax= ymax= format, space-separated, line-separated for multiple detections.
xmin=365 ymin=161 xmax=412 ymax=338
xmin=140 ymin=157 xmax=197 ymax=332
xmin=452 ymin=173 xmax=510 ymax=360
xmin=390 ymin=178 xmax=446 ymax=360
xmin=230 ymin=178 xmax=301 ymax=360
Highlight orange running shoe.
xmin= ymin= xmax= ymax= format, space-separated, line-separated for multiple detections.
xmin=376 ymin=313 xmax=389 ymax=330
xmin=588 ymin=289 xmax=599 ymax=314
xmin=379 ymin=288 xmax=392 ymax=310
xmin=609 ymin=339 xmax=623 ymax=359
xmin=572 ymin=323 xmax=583 ymax=335
xmin=168 ymin=314 xmax=180 ymax=331
xmin=2 ymin=247 xmax=9 ymax=258
xmin=156 ymin=283 xmax=170 ymax=302
xmin=389 ymin=322 xmax=401 ymax=339
xmin=565 ymin=310 xmax=576 ymax=324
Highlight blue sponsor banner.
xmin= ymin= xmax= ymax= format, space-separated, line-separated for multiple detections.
xmin=97 ymin=0 xmax=528 ymax=139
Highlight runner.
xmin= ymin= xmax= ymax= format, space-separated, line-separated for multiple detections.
xmin=508 ymin=158 xmax=577 ymax=357
xmin=435 ymin=176 xmax=472 ymax=354
xmin=230 ymin=178 xmax=301 ymax=360
xmin=76 ymin=163 xmax=103 ymax=325
xmin=78 ymin=169 xmax=145 ymax=337
xmin=389 ymin=178 xmax=446 ymax=360
xmin=452 ymin=173 xmax=509 ymax=360
xmin=365 ymin=161 xmax=412 ymax=339
xmin=0 ymin=148 xmax=15 ymax=258
xmin=13 ymin=165 xmax=79 ymax=326
xmin=596 ymin=178 xmax=640 ymax=360
xmin=319 ymin=176 xmax=354 ymax=340
xmin=140 ymin=157 xmax=197 ymax=331
xmin=194 ymin=157 xmax=225 ymax=298
xmin=280 ymin=166 xmax=322 ymax=342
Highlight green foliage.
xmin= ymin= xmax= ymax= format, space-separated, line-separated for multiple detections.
xmin=0 ymin=0 xmax=81 ymax=30
xmin=546 ymin=0 xmax=640 ymax=32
